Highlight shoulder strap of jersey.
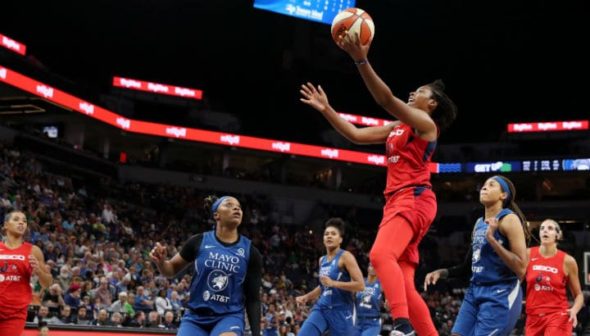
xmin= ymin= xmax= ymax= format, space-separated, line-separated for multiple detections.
xmin=530 ymin=246 xmax=539 ymax=258
xmin=497 ymin=208 xmax=514 ymax=220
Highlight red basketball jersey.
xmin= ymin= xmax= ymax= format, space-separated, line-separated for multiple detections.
xmin=525 ymin=246 xmax=569 ymax=315
xmin=0 ymin=242 xmax=33 ymax=313
xmin=384 ymin=123 xmax=436 ymax=195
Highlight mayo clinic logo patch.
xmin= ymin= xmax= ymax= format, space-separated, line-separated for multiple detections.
xmin=207 ymin=270 xmax=229 ymax=292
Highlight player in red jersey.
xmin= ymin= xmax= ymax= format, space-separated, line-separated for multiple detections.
xmin=300 ymin=34 xmax=457 ymax=336
xmin=525 ymin=219 xmax=583 ymax=336
xmin=0 ymin=211 xmax=52 ymax=336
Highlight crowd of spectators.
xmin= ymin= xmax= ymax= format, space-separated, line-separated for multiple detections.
xmin=2 ymin=143 xmax=589 ymax=335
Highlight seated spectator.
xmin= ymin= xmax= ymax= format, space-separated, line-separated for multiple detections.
xmin=80 ymin=295 xmax=93 ymax=313
xmin=146 ymin=310 xmax=161 ymax=328
xmin=92 ymin=308 xmax=110 ymax=326
xmin=64 ymin=284 xmax=81 ymax=308
xmin=161 ymin=311 xmax=178 ymax=330
xmin=127 ymin=311 xmax=146 ymax=328
xmin=92 ymin=296 xmax=109 ymax=317
xmin=134 ymin=286 xmax=154 ymax=313
xmin=92 ymin=277 xmax=113 ymax=306
xmin=57 ymin=265 xmax=72 ymax=290
xmin=109 ymin=291 xmax=128 ymax=313
xmin=155 ymin=289 xmax=172 ymax=316
xmin=74 ymin=306 xmax=93 ymax=325
xmin=169 ymin=290 xmax=182 ymax=312
xmin=110 ymin=312 xmax=124 ymax=328
xmin=38 ymin=322 xmax=50 ymax=336
xmin=42 ymin=284 xmax=64 ymax=315
xmin=33 ymin=306 xmax=50 ymax=324
xmin=58 ymin=305 xmax=74 ymax=324
xmin=125 ymin=293 xmax=136 ymax=316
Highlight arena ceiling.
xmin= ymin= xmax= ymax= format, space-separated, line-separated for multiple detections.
xmin=1 ymin=0 xmax=589 ymax=145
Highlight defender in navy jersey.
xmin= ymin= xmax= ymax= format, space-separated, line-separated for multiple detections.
xmin=355 ymin=264 xmax=383 ymax=336
xmin=424 ymin=176 xmax=529 ymax=336
xmin=296 ymin=218 xmax=364 ymax=336
xmin=150 ymin=196 xmax=262 ymax=336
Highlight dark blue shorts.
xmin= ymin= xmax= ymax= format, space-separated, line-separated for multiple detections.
xmin=354 ymin=316 xmax=381 ymax=336
xmin=299 ymin=307 xmax=355 ymax=336
xmin=177 ymin=310 xmax=244 ymax=336
xmin=452 ymin=280 xmax=522 ymax=336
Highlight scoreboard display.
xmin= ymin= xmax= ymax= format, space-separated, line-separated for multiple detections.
xmin=254 ymin=0 xmax=356 ymax=24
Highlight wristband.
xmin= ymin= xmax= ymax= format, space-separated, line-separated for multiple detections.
xmin=354 ymin=59 xmax=368 ymax=65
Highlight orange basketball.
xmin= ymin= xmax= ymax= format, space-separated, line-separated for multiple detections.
xmin=330 ymin=8 xmax=375 ymax=45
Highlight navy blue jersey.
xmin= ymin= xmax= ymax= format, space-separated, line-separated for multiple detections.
xmin=471 ymin=208 xmax=517 ymax=284
xmin=317 ymin=249 xmax=353 ymax=310
xmin=356 ymin=278 xmax=382 ymax=318
xmin=187 ymin=231 xmax=251 ymax=314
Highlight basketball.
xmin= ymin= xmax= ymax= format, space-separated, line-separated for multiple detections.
xmin=330 ymin=8 xmax=375 ymax=45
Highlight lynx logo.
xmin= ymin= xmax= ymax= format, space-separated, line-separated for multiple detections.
xmin=236 ymin=248 xmax=245 ymax=257
xmin=36 ymin=85 xmax=54 ymax=98
xmin=220 ymin=135 xmax=240 ymax=146
xmin=2 ymin=36 xmax=20 ymax=52
xmin=362 ymin=286 xmax=376 ymax=296
xmin=360 ymin=294 xmax=373 ymax=309
xmin=532 ymin=265 xmax=558 ymax=274
xmin=116 ymin=117 xmax=131 ymax=129
xmin=207 ymin=270 xmax=229 ymax=292
xmin=361 ymin=117 xmax=379 ymax=126
xmin=513 ymin=123 xmax=533 ymax=132
xmin=166 ymin=127 xmax=186 ymax=138
xmin=368 ymin=155 xmax=385 ymax=165
xmin=388 ymin=128 xmax=405 ymax=137
xmin=203 ymin=290 xmax=211 ymax=301
xmin=271 ymin=142 xmax=291 ymax=152
xmin=321 ymin=149 xmax=339 ymax=159
xmin=120 ymin=78 xmax=141 ymax=89
xmin=174 ymin=87 xmax=196 ymax=97
xmin=147 ymin=83 xmax=169 ymax=93
xmin=0 ymin=68 xmax=6 ymax=80
xmin=79 ymin=102 xmax=94 ymax=115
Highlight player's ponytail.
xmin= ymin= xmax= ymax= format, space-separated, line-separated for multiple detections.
xmin=203 ymin=195 xmax=219 ymax=218
xmin=494 ymin=175 xmax=531 ymax=244
xmin=204 ymin=195 xmax=233 ymax=220
xmin=428 ymin=79 xmax=458 ymax=131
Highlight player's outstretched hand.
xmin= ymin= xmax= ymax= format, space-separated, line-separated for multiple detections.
xmin=149 ymin=242 xmax=167 ymax=265
xmin=300 ymin=82 xmax=330 ymax=113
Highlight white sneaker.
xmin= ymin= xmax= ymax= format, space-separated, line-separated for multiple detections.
xmin=390 ymin=331 xmax=416 ymax=336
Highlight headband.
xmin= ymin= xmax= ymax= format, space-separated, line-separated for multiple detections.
xmin=492 ymin=176 xmax=511 ymax=204
xmin=211 ymin=196 xmax=231 ymax=217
